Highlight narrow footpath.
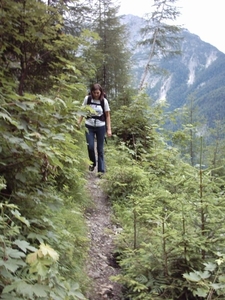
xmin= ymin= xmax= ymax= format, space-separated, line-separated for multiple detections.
xmin=85 ymin=171 xmax=123 ymax=300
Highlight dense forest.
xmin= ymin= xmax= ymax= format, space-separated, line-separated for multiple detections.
xmin=1 ymin=0 xmax=225 ymax=299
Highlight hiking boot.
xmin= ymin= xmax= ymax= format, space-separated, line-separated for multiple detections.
xmin=89 ymin=165 xmax=95 ymax=172
xmin=97 ymin=172 xmax=104 ymax=179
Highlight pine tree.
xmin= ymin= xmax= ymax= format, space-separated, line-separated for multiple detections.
xmin=87 ymin=0 xmax=131 ymax=97
xmin=138 ymin=0 xmax=182 ymax=91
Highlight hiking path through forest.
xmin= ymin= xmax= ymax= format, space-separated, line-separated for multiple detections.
xmin=85 ymin=171 xmax=123 ymax=300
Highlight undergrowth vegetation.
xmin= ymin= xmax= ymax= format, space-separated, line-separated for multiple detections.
xmin=1 ymin=0 xmax=225 ymax=299
xmin=102 ymin=96 xmax=225 ymax=299
xmin=0 ymin=93 xmax=92 ymax=298
xmin=1 ymin=0 xmax=95 ymax=297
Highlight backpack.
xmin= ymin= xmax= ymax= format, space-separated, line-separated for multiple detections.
xmin=87 ymin=95 xmax=106 ymax=122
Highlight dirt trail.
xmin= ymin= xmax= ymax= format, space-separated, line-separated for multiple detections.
xmin=85 ymin=172 xmax=123 ymax=300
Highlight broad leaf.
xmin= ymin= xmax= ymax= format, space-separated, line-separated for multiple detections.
xmin=193 ymin=287 xmax=208 ymax=297
xmin=0 ymin=258 xmax=25 ymax=272
xmin=26 ymin=252 xmax=38 ymax=264
xmin=13 ymin=240 xmax=37 ymax=253
xmin=203 ymin=262 xmax=217 ymax=272
xmin=16 ymin=281 xmax=34 ymax=298
xmin=29 ymin=260 xmax=48 ymax=276
xmin=183 ymin=272 xmax=201 ymax=282
xmin=5 ymin=247 xmax=26 ymax=258
xmin=219 ymin=275 xmax=225 ymax=283
xmin=32 ymin=284 xmax=49 ymax=297
xmin=11 ymin=210 xmax=30 ymax=227
xmin=39 ymin=243 xmax=59 ymax=261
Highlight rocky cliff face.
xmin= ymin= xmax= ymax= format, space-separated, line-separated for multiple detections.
xmin=122 ymin=14 xmax=225 ymax=125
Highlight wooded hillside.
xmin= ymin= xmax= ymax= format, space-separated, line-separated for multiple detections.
xmin=122 ymin=14 xmax=225 ymax=127
xmin=1 ymin=0 xmax=225 ymax=299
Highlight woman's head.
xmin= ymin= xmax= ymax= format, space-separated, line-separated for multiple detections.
xmin=90 ymin=83 xmax=104 ymax=100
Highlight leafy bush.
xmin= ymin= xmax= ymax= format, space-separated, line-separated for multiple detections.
xmin=0 ymin=203 xmax=86 ymax=299
xmin=104 ymin=112 xmax=225 ymax=299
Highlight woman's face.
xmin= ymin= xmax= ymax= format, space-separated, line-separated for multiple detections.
xmin=92 ymin=89 xmax=101 ymax=99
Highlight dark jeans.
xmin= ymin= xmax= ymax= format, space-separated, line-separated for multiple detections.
xmin=85 ymin=124 xmax=106 ymax=173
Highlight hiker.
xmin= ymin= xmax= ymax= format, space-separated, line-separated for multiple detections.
xmin=78 ymin=83 xmax=112 ymax=175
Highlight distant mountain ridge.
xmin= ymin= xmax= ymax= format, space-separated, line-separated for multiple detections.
xmin=122 ymin=14 xmax=225 ymax=125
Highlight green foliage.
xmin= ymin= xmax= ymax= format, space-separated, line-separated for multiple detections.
xmin=103 ymin=94 xmax=225 ymax=299
xmin=0 ymin=89 xmax=90 ymax=296
xmin=1 ymin=1 xmax=225 ymax=299
xmin=1 ymin=0 xmax=97 ymax=96
xmin=204 ymin=120 xmax=225 ymax=177
xmin=183 ymin=255 xmax=225 ymax=299
xmin=0 ymin=0 xmax=97 ymax=298
xmin=0 ymin=203 xmax=86 ymax=299
xmin=0 ymin=90 xmax=90 ymax=296
xmin=111 ymin=92 xmax=164 ymax=159
xmin=86 ymin=0 xmax=131 ymax=97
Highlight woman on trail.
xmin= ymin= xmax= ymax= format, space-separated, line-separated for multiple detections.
xmin=78 ymin=83 xmax=112 ymax=175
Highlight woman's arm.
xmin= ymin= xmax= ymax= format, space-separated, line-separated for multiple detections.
xmin=77 ymin=116 xmax=83 ymax=128
xmin=105 ymin=111 xmax=112 ymax=137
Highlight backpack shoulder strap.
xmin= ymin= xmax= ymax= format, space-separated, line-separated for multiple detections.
xmin=87 ymin=95 xmax=92 ymax=104
xmin=101 ymin=98 xmax=105 ymax=112
xmin=87 ymin=95 xmax=105 ymax=119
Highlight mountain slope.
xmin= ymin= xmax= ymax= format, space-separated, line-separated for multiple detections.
xmin=122 ymin=15 xmax=225 ymax=125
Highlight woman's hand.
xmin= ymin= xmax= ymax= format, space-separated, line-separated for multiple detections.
xmin=107 ymin=129 xmax=112 ymax=137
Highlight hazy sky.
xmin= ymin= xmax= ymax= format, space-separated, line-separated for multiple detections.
xmin=119 ymin=0 xmax=225 ymax=53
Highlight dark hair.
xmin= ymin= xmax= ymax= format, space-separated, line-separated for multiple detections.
xmin=90 ymin=83 xmax=105 ymax=101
